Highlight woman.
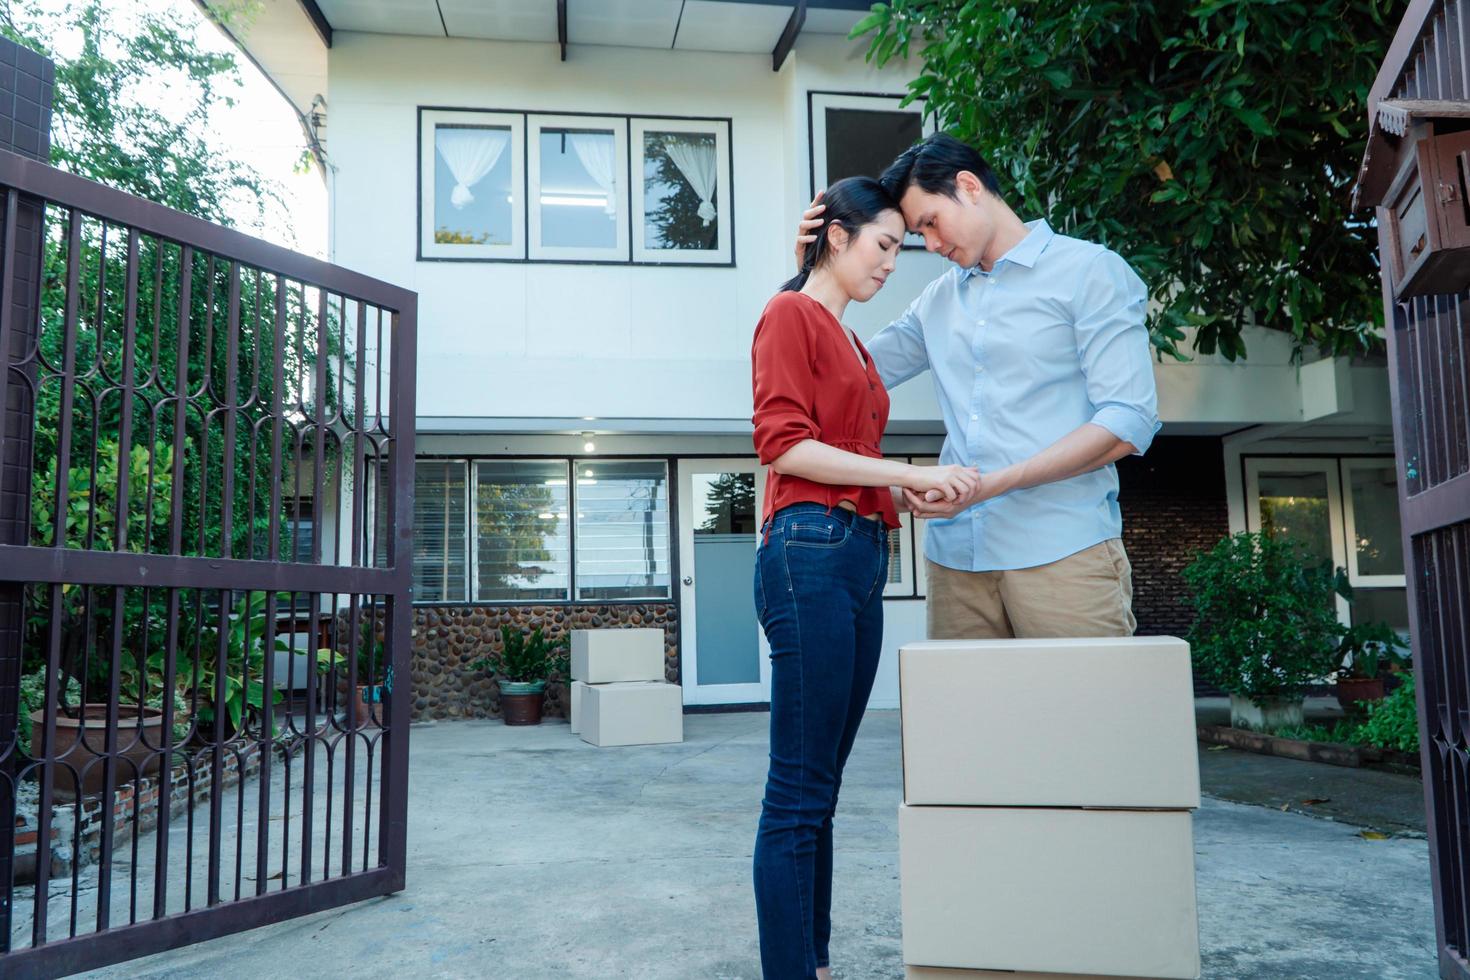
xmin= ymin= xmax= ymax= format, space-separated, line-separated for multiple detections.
xmin=750 ymin=177 xmax=980 ymax=980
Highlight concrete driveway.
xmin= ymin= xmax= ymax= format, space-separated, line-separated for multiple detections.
xmin=83 ymin=711 xmax=1437 ymax=979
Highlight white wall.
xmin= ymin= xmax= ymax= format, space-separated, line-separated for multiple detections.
xmin=325 ymin=32 xmax=948 ymax=429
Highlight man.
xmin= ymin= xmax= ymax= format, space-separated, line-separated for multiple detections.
xmin=796 ymin=133 xmax=1159 ymax=640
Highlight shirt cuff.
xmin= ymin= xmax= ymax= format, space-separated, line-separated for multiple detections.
xmin=1089 ymin=405 xmax=1160 ymax=456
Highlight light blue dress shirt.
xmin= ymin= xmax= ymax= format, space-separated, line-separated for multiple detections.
xmin=867 ymin=220 xmax=1160 ymax=572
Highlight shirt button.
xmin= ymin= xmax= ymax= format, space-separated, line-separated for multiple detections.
xmin=970 ymin=413 xmax=979 ymax=421
xmin=871 ymin=412 xmax=878 ymax=419
xmin=978 ymin=319 xmax=986 ymax=327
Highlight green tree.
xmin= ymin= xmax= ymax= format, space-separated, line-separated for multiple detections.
xmin=856 ymin=0 xmax=1392 ymax=361
xmin=2 ymin=1 xmax=311 ymax=715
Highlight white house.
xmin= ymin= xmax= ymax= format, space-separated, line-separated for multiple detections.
xmin=203 ymin=0 xmax=1407 ymax=715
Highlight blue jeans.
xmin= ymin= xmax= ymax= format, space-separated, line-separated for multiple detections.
xmin=752 ymin=503 xmax=888 ymax=979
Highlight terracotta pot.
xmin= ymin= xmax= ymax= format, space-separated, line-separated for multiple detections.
xmin=500 ymin=681 xmax=546 ymax=727
xmin=29 ymin=704 xmax=166 ymax=801
xmin=1335 ymin=676 xmax=1387 ymax=711
xmin=351 ymin=685 xmax=381 ymax=728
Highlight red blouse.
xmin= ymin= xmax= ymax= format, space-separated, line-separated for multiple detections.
xmin=750 ymin=290 xmax=900 ymax=530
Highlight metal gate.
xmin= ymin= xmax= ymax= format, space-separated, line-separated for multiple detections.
xmin=0 ymin=146 xmax=416 ymax=977
xmin=1358 ymin=2 xmax=1470 ymax=975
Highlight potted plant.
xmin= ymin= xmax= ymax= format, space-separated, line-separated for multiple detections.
xmin=472 ymin=625 xmax=569 ymax=726
xmin=1183 ymin=531 xmax=1345 ymax=730
xmin=316 ymin=612 xmax=387 ymax=728
xmin=1333 ymin=619 xmax=1409 ymax=710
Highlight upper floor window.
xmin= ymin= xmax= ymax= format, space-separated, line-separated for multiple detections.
xmin=809 ymin=92 xmax=933 ymax=248
xmin=632 ymin=119 xmax=732 ymax=264
xmin=418 ymin=107 xmax=733 ymax=266
xmin=420 ymin=110 xmax=525 ymax=260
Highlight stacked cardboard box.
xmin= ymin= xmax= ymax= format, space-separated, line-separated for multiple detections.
xmin=898 ymin=636 xmax=1201 ymax=979
xmin=568 ymin=629 xmax=683 ymax=747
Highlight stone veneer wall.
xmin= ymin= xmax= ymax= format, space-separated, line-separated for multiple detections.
xmin=410 ymin=604 xmax=678 ymax=721
xmin=1116 ymin=435 xmax=1230 ymax=695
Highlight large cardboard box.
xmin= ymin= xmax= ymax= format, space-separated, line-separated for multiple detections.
xmin=570 ymin=628 xmax=665 ymax=684
xmin=900 ymin=805 xmax=1200 ymax=979
xmin=580 ymin=681 xmax=684 ymax=748
xmin=569 ymin=680 xmax=588 ymax=735
xmin=898 ymin=637 xmax=1199 ymax=808
xmin=907 ymin=969 xmax=1156 ymax=979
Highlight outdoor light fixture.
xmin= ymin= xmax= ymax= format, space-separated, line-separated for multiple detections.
xmin=582 ymin=431 xmax=596 ymax=453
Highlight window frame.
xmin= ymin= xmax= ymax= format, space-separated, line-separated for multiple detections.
xmin=807 ymin=91 xmax=934 ymax=249
xmin=411 ymin=459 xmax=471 ymax=604
xmin=911 ymin=455 xmax=938 ymax=599
xmin=1244 ymin=456 xmax=1350 ymax=624
xmin=471 ymin=458 xmax=573 ymax=604
xmin=572 ymin=459 xmax=673 ymax=602
xmin=883 ymin=509 xmax=916 ymax=598
xmin=630 ymin=117 xmax=733 ymax=265
xmin=1339 ymin=457 xmax=1408 ymax=588
xmin=410 ymin=456 xmax=677 ymax=606
xmin=418 ymin=109 xmax=526 ymax=261
xmin=527 ymin=113 xmax=631 ymax=263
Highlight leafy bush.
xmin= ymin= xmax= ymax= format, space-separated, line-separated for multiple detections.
xmin=1334 ymin=617 xmax=1409 ymax=680
xmin=855 ymin=0 xmax=1389 ymax=361
xmin=1356 ymin=674 xmax=1420 ymax=754
xmin=472 ymin=626 xmax=568 ymax=686
xmin=1182 ymin=531 xmax=1343 ymax=703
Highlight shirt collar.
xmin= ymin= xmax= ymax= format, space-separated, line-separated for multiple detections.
xmin=959 ymin=219 xmax=1054 ymax=281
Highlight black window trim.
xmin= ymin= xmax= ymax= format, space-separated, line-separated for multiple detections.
xmin=417 ymin=105 xmax=736 ymax=268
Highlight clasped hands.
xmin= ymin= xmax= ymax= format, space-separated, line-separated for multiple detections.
xmin=902 ymin=464 xmax=990 ymax=519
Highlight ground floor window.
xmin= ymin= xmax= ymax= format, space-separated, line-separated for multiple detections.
xmin=413 ymin=458 xmax=670 ymax=604
xmin=1244 ymin=456 xmax=1408 ymax=633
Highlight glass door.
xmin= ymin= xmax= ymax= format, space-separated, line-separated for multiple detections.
xmin=677 ymin=459 xmax=770 ymax=705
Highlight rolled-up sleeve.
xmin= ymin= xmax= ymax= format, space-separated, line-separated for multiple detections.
xmin=751 ymin=307 xmax=819 ymax=466
xmin=1072 ymin=250 xmax=1160 ymax=456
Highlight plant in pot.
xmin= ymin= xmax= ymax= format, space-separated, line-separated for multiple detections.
xmin=1182 ymin=530 xmax=1345 ymax=730
xmin=472 ymin=625 xmax=568 ymax=726
xmin=1333 ymin=618 xmax=1409 ymax=711
xmin=316 ymin=612 xmax=388 ymax=728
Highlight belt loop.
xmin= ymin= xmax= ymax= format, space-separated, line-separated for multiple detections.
xmin=761 ymin=519 xmax=772 ymax=547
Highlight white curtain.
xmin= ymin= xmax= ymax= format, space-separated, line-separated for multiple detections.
xmin=436 ymin=127 xmax=509 ymax=209
xmin=664 ymin=136 xmax=718 ymax=225
xmin=568 ymin=133 xmax=619 ymax=216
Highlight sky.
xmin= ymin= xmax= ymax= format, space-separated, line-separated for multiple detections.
xmin=172 ymin=0 xmax=328 ymax=257
xmin=34 ymin=0 xmax=328 ymax=258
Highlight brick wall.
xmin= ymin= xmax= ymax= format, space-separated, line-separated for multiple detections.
xmin=410 ymin=603 xmax=678 ymax=721
xmin=1117 ymin=435 xmax=1230 ymax=695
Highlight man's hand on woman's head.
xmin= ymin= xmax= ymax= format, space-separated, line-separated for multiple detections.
xmin=795 ymin=190 xmax=826 ymax=271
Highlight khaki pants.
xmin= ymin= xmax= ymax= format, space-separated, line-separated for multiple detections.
xmin=926 ymin=538 xmax=1136 ymax=640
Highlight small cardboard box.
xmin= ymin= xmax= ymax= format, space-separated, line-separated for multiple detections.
xmin=898 ymin=637 xmax=1199 ymax=809
xmin=569 ymin=680 xmax=588 ymax=735
xmin=900 ymin=805 xmax=1200 ymax=979
xmin=570 ymin=628 xmax=665 ymax=684
xmin=580 ymin=681 xmax=683 ymax=748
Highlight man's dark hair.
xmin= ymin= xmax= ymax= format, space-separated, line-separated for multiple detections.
xmin=880 ymin=133 xmax=1002 ymax=202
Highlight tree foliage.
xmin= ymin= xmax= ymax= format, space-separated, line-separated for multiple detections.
xmin=1 ymin=1 xmax=311 ymax=729
xmin=1182 ymin=530 xmax=1346 ymax=702
xmin=856 ymin=0 xmax=1394 ymax=361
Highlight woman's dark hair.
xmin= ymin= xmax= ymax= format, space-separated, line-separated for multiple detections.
xmin=781 ymin=176 xmax=901 ymax=292
xmin=879 ymin=132 xmax=1002 ymax=202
